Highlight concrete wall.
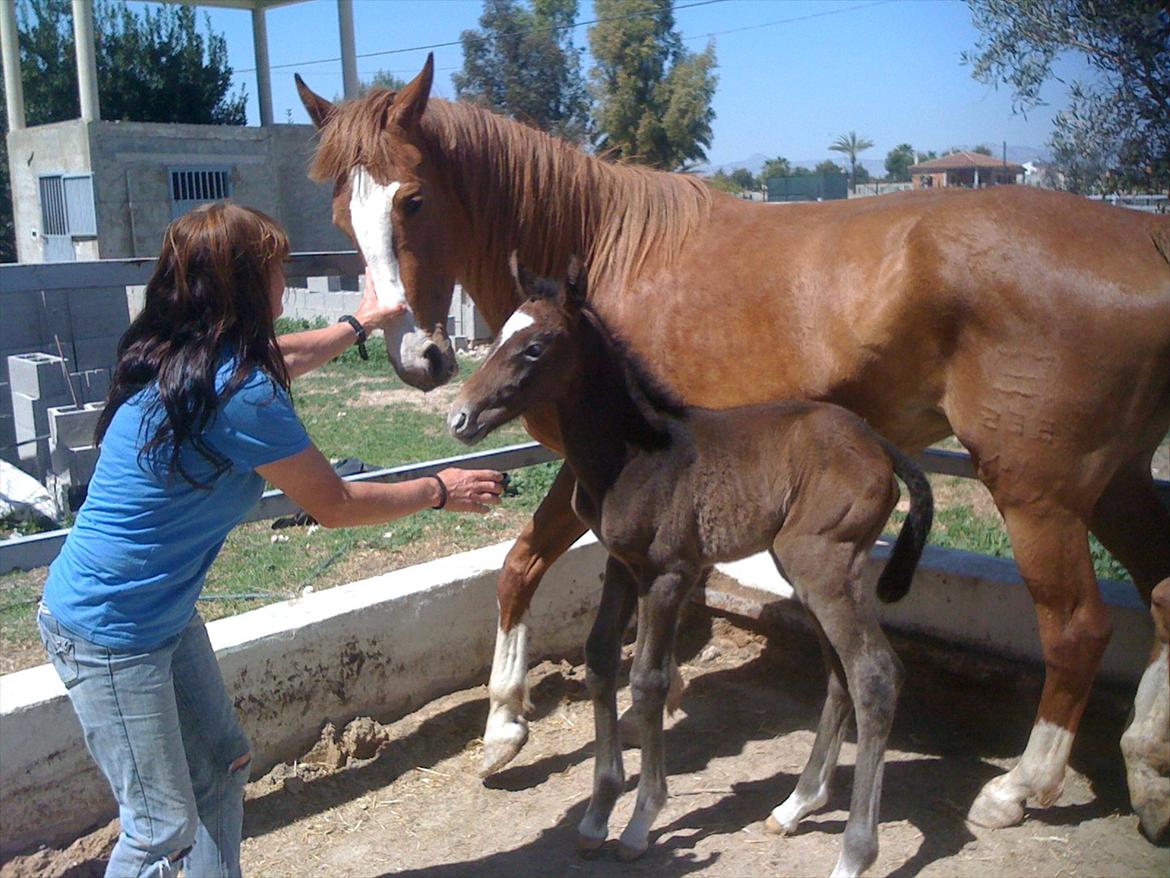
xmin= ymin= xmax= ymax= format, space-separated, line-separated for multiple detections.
xmin=8 ymin=121 xmax=349 ymax=262
xmin=6 ymin=121 xmax=96 ymax=263
xmin=0 ymin=536 xmax=609 ymax=857
xmin=0 ymin=533 xmax=1154 ymax=857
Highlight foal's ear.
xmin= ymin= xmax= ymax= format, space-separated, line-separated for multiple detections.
xmin=507 ymin=251 xmax=539 ymax=299
xmin=564 ymin=256 xmax=587 ymax=309
xmin=295 ymin=75 xmax=336 ymax=129
xmin=389 ymin=53 xmax=434 ymax=129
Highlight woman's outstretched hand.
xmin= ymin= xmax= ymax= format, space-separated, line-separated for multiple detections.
xmin=436 ymin=468 xmax=505 ymax=513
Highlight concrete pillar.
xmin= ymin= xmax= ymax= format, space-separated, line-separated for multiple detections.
xmin=338 ymin=0 xmax=358 ymax=99
xmin=1 ymin=0 xmax=25 ymax=130
xmin=252 ymin=5 xmax=273 ymax=127
xmin=71 ymin=0 xmax=100 ymax=122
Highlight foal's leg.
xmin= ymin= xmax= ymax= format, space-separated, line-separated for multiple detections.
xmin=578 ymin=557 xmax=639 ymax=851
xmin=773 ymin=536 xmax=902 ymax=878
xmin=482 ymin=465 xmax=587 ymax=777
xmin=766 ymin=606 xmax=853 ymax=835
xmin=618 ymin=568 xmax=697 ymax=861
xmin=968 ymin=501 xmax=1112 ymax=828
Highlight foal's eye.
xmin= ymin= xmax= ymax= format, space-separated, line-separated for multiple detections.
xmin=403 ymin=195 xmax=423 ymax=216
xmin=523 ymin=342 xmax=544 ymax=360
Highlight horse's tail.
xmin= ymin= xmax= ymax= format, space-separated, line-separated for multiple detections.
xmin=875 ymin=438 xmax=934 ymax=603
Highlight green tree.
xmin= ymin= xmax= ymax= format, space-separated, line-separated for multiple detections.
xmin=588 ymin=0 xmax=717 ymax=169
xmin=1 ymin=0 xmax=245 ymax=260
xmin=454 ymin=0 xmax=590 ymax=143
xmin=355 ymin=69 xmax=407 ymax=98
xmin=729 ymin=168 xmax=756 ymax=190
xmin=815 ymin=159 xmax=845 ymax=177
xmin=828 ymin=130 xmax=874 ymax=192
xmin=19 ymin=0 xmax=245 ymax=126
xmin=760 ymin=156 xmax=790 ymax=182
xmin=964 ymin=0 xmax=1169 ymax=192
xmin=705 ymin=169 xmax=739 ymax=194
xmin=973 ymin=143 xmax=994 ymax=156
xmin=885 ymin=143 xmax=916 ymax=181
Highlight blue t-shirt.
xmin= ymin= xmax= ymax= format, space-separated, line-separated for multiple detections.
xmin=43 ymin=362 xmax=311 ymax=649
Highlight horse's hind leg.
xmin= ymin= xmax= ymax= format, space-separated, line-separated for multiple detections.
xmin=766 ymin=604 xmax=853 ymax=835
xmin=968 ymin=500 xmax=1112 ymax=829
xmin=482 ymin=465 xmax=587 ymax=777
xmin=1093 ymin=461 xmax=1170 ymax=841
xmin=578 ymin=557 xmax=638 ymax=852
xmin=771 ymin=536 xmax=902 ymax=878
xmin=618 ymin=567 xmax=697 ymax=861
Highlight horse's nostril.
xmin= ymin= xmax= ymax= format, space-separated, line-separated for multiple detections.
xmin=451 ymin=410 xmax=467 ymax=433
xmin=422 ymin=344 xmax=444 ymax=379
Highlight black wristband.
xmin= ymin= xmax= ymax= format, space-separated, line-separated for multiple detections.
xmin=338 ymin=315 xmax=369 ymax=360
xmin=428 ymin=474 xmax=448 ymax=510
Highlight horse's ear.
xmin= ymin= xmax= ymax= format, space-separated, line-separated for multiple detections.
xmin=389 ymin=53 xmax=434 ymax=129
xmin=564 ymin=256 xmax=587 ymax=309
xmin=295 ymin=75 xmax=336 ymax=129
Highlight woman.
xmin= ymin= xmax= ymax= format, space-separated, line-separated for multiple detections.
xmin=38 ymin=202 xmax=504 ymax=877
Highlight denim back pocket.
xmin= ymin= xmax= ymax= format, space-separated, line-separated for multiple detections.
xmin=37 ymin=609 xmax=80 ymax=687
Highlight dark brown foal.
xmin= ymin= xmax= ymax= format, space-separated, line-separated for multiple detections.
xmin=448 ymin=261 xmax=933 ymax=877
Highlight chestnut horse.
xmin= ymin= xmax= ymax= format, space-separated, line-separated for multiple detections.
xmin=297 ymin=55 xmax=1170 ymax=836
xmin=450 ymin=260 xmax=934 ymax=875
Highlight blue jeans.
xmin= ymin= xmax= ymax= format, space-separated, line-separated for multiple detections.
xmin=38 ymin=607 xmax=251 ymax=878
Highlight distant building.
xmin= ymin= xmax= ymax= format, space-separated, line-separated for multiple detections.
xmin=909 ymin=152 xmax=1025 ymax=190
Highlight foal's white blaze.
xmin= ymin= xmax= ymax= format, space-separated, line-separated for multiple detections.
xmin=349 ymin=168 xmax=407 ymax=310
xmin=496 ymin=309 xmax=535 ymax=348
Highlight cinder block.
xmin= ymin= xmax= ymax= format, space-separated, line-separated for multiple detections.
xmin=71 ymin=336 xmax=120 ymax=372
xmin=50 ymin=442 xmax=99 ymax=483
xmin=70 ymin=369 xmax=110 ymax=404
xmin=7 ymin=353 xmax=72 ymax=402
xmin=306 ymin=276 xmax=331 ymax=293
xmin=48 ymin=403 xmax=104 ymax=451
xmin=0 ymin=293 xmax=46 ymax=351
xmin=12 ymin=392 xmax=50 ymax=441
xmin=67 ymin=287 xmax=131 ymax=340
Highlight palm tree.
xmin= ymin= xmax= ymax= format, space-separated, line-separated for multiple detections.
xmin=829 ymin=131 xmax=875 ymax=193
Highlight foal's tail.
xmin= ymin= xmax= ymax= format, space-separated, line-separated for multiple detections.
xmin=875 ymin=439 xmax=934 ymax=603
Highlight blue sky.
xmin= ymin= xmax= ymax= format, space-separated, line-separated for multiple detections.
xmin=188 ymin=0 xmax=1092 ymax=170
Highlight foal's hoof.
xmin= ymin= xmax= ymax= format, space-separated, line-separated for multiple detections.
xmin=616 ymin=840 xmax=648 ymax=862
xmin=764 ymin=814 xmax=796 ymax=836
xmin=967 ymin=787 xmax=1025 ymax=829
xmin=478 ymin=723 xmax=529 ymax=778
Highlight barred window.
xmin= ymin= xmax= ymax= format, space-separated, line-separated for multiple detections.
xmin=169 ymin=167 xmax=233 ymax=218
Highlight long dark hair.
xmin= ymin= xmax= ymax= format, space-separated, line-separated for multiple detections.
xmin=96 ymin=201 xmax=291 ymax=487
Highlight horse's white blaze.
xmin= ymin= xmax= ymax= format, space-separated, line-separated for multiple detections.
xmin=496 ymin=310 xmax=535 ymax=348
xmin=349 ymin=168 xmax=407 ymax=310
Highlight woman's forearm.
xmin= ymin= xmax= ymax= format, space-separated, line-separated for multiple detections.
xmin=278 ymin=322 xmax=367 ymax=379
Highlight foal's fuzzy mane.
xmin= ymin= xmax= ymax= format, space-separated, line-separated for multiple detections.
xmin=309 ymin=91 xmax=712 ymax=297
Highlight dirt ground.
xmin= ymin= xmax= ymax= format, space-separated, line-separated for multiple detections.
xmin=4 ymin=611 xmax=1167 ymax=878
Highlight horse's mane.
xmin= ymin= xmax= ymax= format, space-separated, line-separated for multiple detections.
xmin=310 ymin=91 xmax=713 ymax=300
xmin=581 ymin=306 xmax=688 ymax=450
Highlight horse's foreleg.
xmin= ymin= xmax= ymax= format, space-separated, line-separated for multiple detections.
xmin=1092 ymin=464 xmax=1170 ymax=841
xmin=968 ymin=502 xmax=1112 ymax=829
xmin=618 ymin=568 xmax=696 ymax=861
xmin=482 ymin=464 xmax=587 ymax=777
xmin=1121 ymin=578 xmax=1170 ymax=844
xmin=578 ymin=557 xmax=639 ymax=852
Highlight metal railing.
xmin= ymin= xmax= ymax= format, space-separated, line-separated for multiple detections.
xmin=4 ymin=442 xmax=1164 ymax=575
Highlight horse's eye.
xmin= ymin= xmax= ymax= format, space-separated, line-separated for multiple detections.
xmin=403 ymin=195 xmax=423 ymax=216
xmin=523 ymin=342 xmax=544 ymax=360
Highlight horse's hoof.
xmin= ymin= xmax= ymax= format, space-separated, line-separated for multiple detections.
xmin=616 ymin=840 xmax=647 ymax=862
xmin=967 ymin=788 xmax=1024 ymax=829
xmin=577 ymin=833 xmax=606 ymax=857
xmin=764 ymin=814 xmax=795 ymax=836
xmin=478 ymin=724 xmax=529 ymax=778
